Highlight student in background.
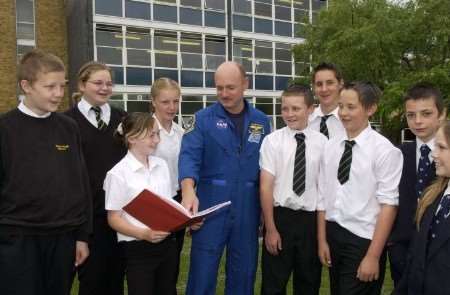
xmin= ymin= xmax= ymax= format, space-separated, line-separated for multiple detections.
xmin=317 ymin=82 xmax=403 ymax=295
xmin=65 ymin=62 xmax=126 ymax=295
xmin=388 ymin=83 xmax=444 ymax=287
xmin=309 ymin=62 xmax=345 ymax=139
xmin=0 ymin=49 xmax=92 ymax=295
xmin=150 ymin=77 xmax=185 ymax=290
xmin=260 ymin=84 xmax=326 ymax=295
xmin=396 ymin=120 xmax=450 ymax=295
xmin=105 ymin=112 xmax=177 ymax=295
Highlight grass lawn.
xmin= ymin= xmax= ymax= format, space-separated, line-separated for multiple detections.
xmin=71 ymin=237 xmax=394 ymax=294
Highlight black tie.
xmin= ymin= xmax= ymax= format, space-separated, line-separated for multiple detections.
xmin=337 ymin=140 xmax=356 ymax=185
xmin=293 ymin=133 xmax=306 ymax=196
xmin=320 ymin=115 xmax=331 ymax=138
xmin=416 ymin=144 xmax=431 ymax=198
xmin=91 ymin=106 xmax=107 ymax=130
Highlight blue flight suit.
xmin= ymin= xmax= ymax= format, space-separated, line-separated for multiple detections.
xmin=179 ymin=100 xmax=270 ymax=295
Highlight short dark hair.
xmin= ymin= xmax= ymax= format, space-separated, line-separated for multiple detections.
xmin=18 ymin=49 xmax=65 ymax=88
xmin=281 ymin=84 xmax=315 ymax=107
xmin=404 ymin=82 xmax=444 ymax=115
xmin=341 ymin=81 xmax=381 ymax=109
xmin=312 ymin=62 xmax=343 ymax=84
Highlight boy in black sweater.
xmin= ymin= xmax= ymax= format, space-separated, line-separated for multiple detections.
xmin=0 ymin=49 xmax=92 ymax=295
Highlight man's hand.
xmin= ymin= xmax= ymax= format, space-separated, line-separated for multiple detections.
xmin=357 ymin=254 xmax=380 ymax=282
xmin=264 ymin=228 xmax=282 ymax=256
xmin=75 ymin=241 xmax=89 ymax=267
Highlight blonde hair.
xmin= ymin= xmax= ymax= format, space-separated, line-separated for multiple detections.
xmin=150 ymin=78 xmax=180 ymax=112
xmin=416 ymin=122 xmax=450 ymax=228
xmin=18 ymin=49 xmax=65 ymax=90
xmin=72 ymin=61 xmax=112 ymax=101
xmin=116 ymin=112 xmax=155 ymax=148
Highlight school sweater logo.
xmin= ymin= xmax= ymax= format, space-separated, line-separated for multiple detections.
xmin=55 ymin=144 xmax=69 ymax=151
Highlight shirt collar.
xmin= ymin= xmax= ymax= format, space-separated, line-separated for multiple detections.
xmin=341 ymin=124 xmax=372 ymax=147
xmin=416 ymin=137 xmax=435 ymax=153
xmin=312 ymin=105 xmax=339 ymax=120
xmin=152 ymin=114 xmax=184 ymax=135
xmin=125 ymin=151 xmax=161 ymax=172
xmin=78 ymin=97 xmax=110 ymax=115
xmin=18 ymin=101 xmax=51 ymax=118
xmin=286 ymin=125 xmax=310 ymax=138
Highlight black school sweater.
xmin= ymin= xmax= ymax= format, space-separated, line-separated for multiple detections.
xmin=65 ymin=106 xmax=127 ymax=217
xmin=0 ymin=109 xmax=92 ymax=240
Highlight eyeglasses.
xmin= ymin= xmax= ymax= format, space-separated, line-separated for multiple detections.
xmin=87 ymin=80 xmax=114 ymax=88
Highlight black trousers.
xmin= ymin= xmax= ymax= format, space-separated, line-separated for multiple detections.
xmin=123 ymin=236 xmax=178 ymax=295
xmin=76 ymin=216 xmax=125 ymax=295
xmin=387 ymin=241 xmax=409 ymax=288
xmin=326 ymin=221 xmax=386 ymax=295
xmin=261 ymin=207 xmax=322 ymax=295
xmin=0 ymin=231 xmax=76 ymax=295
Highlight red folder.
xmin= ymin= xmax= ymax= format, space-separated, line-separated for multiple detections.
xmin=123 ymin=189 xmax=231 ymax=232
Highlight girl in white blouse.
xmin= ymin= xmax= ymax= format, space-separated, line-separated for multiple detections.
xmin=105 ymin=112 xmax=177 ymax=295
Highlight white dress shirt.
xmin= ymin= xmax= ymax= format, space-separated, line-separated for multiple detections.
xmin=152 ymin=115 xmax=184 ymax=197
xmin=308 ymin=105 xmax=345 ymax=139
xmin=18 ymin=101 xmax=51 ymax=118
xmin=260 ymin=126 xmax=327 ymax=211
xmin=416 ymin=137 xmax=435 ymax=169
xmin=78 ymin=98 xmax=111 ymax=127
xmin=104 ymin=152 xmax=172 ymax=242
xmin=317 ymin=126 xmax=403 ymax=239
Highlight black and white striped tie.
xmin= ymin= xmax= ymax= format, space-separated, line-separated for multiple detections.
xmin=337 ymin=140 xmax=356 ymax=184
xmin=320 ymin=115 xmax=331 ymax=139
xmin=293 ymin=133 xmax=306 ymax=196
xmin=91 ymin=106 xmax=107 ymax=130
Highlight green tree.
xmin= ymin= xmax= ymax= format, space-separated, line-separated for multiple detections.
xmin=293 ymin=0 xmax=450 ymax=142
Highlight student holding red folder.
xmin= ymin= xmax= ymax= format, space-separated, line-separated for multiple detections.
xmin=104 ymin=112 xmax=177 ymax=295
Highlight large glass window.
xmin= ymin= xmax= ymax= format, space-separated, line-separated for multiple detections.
xmin=181 ymin=0 xmax=201 ymax=7
xmin=254 ymin=18 xmax=273 ymax=35
xmin=205 ymin=11 xmax=226 ymax=28
xmin=96 ymin=25 xmax=123 ymax=65
xmin=126 ymin=28 xmax=151 ymax=66
xmin=181 ymin=71 xmax=203 ymax=87
xmin=180 ymin=7 xmax=202 ymax=26
xmin=154 ymin=30 xmax=178 ymax=68
xmin=16 ymin=0 xmax=35 ymax=40
xmin=233 ymin=0 xmax=251 ymax=14
xmin=154 ymin=69 xmax=178 ymax=81
xmin=127 ymin=67 xmax=152 ymax=85
xmin=275 ymin=76 xmax=290 ymax=90
xmin=205 ymin=0 xmax=225 ymax=11
xmin=95 ymin=0 xmax=122 ymax=17
xmin=153 ymin=4 xmax=177 ymax=23
xmin=255 ymin=41 xmax=273 ymax=74
xmin=293 ymin=0 xmax=309 ymax=10
xmin=180 ymin=33 xmax=202 ymax=69
xmin=255 ymin=75 xmax=273 ymax=90
xmin=254 ymin=1 xmax=272 ymax=18
xmin=233 ymin=38 xmax=253 ymax=73
xmin=255 ymin=97 xmax=274 ymax=115
xmin=233 ymin=15 xmax=252 ymax=32
xmin=205 ymin=35 xmax=226 ymax=71
xmin=125 ymin=0 xmax=151 ymax=20
xmin=275 ymin=42 xmax=292 ymax=75
xmin=275 ymin=21 xmax=292 ymax=37
xmin=181 ymin=96 xmax=204 ymax=116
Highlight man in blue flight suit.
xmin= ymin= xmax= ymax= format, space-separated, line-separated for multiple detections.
xmin=179 ymin=61 xmax=271 ymax=295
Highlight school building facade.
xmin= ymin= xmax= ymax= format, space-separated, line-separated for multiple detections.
xmin=1 ymin=0 xmax=327 ymax=129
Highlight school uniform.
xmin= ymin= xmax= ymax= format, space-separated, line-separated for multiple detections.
xmin=389 ymin=139 xmax=436 ymax=287
xmin=259 ymin=126 xmax=326 ymax=295
xmin=396 ymin=184 xmax=450 ymax=295
xmin=179 ymin=100 xmax=271 ymax=295
xmin=104 ymin=152 xmax=178 ymax=295
xmin=317 ymin=125 xmax=403 ymax=295
xmin=308 ymin=105 xmax=345 ymax=139
xmin=0 ymin=103 xmax=92 ymax=295
xmin=65 ymin=98 xmax=127 ymax=295
xmin=152 ymin=115 xmax=185 ymax=292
